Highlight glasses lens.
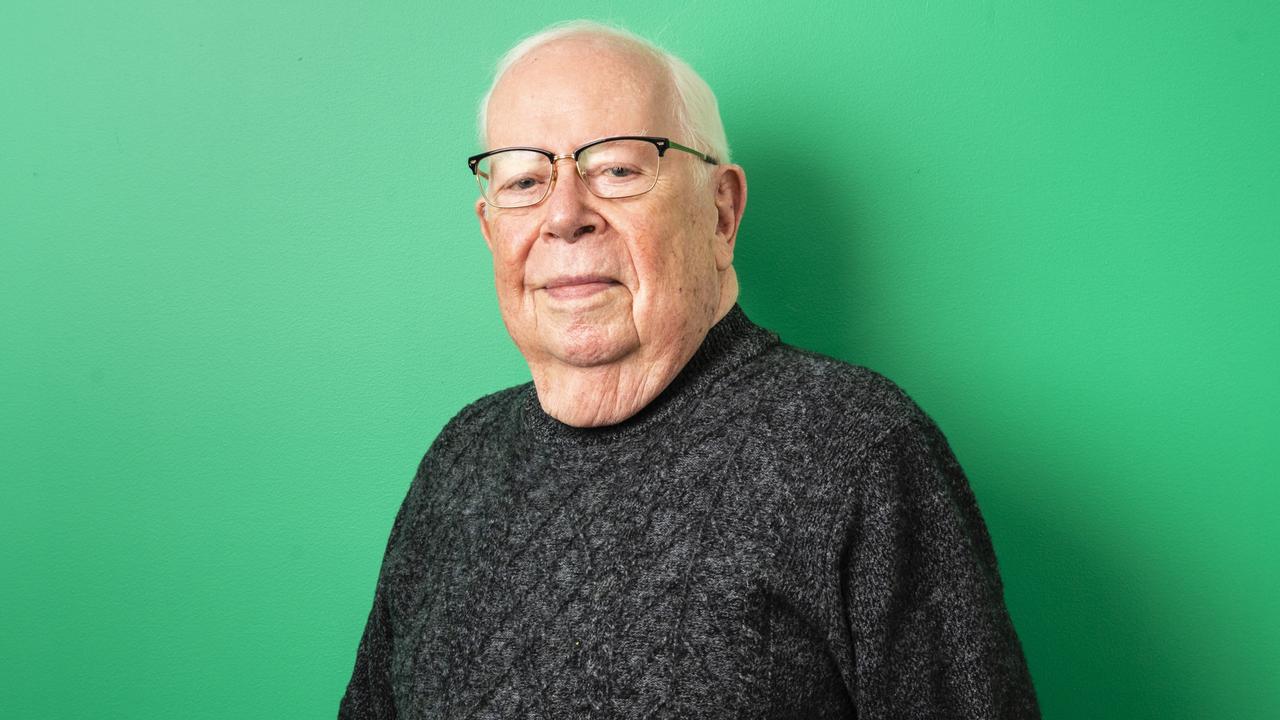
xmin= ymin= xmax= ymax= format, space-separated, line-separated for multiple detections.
xmin=577 ymin=139 xmax=660 ymax=199
xmin=476 ymin=150 xmax=552 ymax=207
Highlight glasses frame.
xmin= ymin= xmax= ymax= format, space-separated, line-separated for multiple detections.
xmin=466 ymin=135 xmax=719 ymax=209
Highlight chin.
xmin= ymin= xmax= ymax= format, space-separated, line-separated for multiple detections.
xmin=542 ymin=321 xmax=637 ymax=368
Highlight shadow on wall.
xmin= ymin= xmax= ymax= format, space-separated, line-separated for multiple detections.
xmin=731 ymin=127 xmax=868 ymax=359
xmin=731 ymin=118 xmax=1210 ymax=720
xmin=1000 ymin=473 xmax=1210 ymax=718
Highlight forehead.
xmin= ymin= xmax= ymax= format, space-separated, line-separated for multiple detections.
xmin=485 ymin=38 xmax=678 ymax=150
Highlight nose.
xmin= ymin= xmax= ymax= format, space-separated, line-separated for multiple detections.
xmin=540 ymin=156 xmax=602 ymax=242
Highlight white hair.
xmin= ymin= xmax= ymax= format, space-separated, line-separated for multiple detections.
xmin=476 ymin=20 xmax=731 ymax=168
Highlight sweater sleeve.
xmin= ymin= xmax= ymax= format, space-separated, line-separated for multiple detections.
xmin=338 ymin=577 xmax=398 ymax=719
xmin=336 ymin=394 xmax=500 ymax=718
xmin=338 ymin=452 xmax=433 ymax=720
xmin=836 ymin=415 xmax=1040 ymax=719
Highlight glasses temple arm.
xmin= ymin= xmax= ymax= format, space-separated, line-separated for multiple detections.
xmin=666 ymin=140 xmax=719 ymax=165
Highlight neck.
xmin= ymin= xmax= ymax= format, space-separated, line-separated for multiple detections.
xmin=530 ymin=271 xmax=739 ymax=427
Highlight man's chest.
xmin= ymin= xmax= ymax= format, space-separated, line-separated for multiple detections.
xmin=383 ymin=443 xmax=851 ymax=719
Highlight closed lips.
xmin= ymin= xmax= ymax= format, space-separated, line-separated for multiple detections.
xmin=542 ymin=275 xmax=619 ymax=298
xmin=543 ymin=275 xmax=617 ymax=289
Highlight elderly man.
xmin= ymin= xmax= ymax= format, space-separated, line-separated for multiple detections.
xmin=340 ymin=21 xmax=1039 ymax=719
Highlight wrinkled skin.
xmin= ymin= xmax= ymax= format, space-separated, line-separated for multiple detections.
xmin=477 ymin=36 xmax=747 ymax=427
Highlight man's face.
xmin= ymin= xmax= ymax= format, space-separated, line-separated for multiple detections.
xmin=477 ymin=40 xmax=731 ymax=373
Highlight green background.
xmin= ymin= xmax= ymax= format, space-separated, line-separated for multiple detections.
xmin=3 ymin=1 xmax=1277 ymax=717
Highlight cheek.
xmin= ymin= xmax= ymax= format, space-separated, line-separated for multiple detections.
xmin=488 ymin=219 xmax=536 ymax=288
xmin=668 ymin=204 xmax=718 ymax=271
xmin=631 ymin=227 xmax=711 ymax=303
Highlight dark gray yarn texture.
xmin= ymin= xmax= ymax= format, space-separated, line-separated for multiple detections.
xmin=340 ymin=305 xmax=1040 ymax=719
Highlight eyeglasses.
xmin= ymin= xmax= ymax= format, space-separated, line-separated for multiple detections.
xmin=467 ymin=135 xmax=719 ymax=209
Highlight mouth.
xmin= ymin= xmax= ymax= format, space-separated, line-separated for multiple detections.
xmin=541 ymin=275 xmax=621 ymax=300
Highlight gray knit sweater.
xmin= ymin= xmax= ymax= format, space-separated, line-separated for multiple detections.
xmin=340 ymin=305 xmax=1039 ymax=719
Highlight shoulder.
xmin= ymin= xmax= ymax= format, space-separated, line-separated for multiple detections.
xmin=730 ymin=343 xmax=980 ymax=545
xmin=414 ymin=382 xmax=530 ymax=471
xmin=727 ymin=341 xmax=933 ymax=456
xmin=394 ymin=382 xmax=530 ymax=521
xmin=445 ymin=382 xmax=530 ymax=433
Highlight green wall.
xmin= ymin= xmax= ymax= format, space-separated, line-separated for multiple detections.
xmin=3 ymin=2 xmax=1276 ymax=717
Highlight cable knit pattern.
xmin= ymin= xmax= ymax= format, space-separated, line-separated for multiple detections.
xmin=340 ymin=305 xmax=1039 ymax=719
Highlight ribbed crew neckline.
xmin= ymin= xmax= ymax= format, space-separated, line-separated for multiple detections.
xmin=520 ymin=304 xmax=780 ymax=445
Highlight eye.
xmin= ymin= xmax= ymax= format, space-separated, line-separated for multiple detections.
xmin=589 ymin=163 xmax=645 ymax=185
xmin=501 ymin=174 xmax=544 ymax=193
xmin=508 ymin=176 xmax=540 ymax=190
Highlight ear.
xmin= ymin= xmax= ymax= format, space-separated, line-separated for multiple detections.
xmin=475 ymin=197 xmax=496 ymax=253
xmin=711 ymin=164 xmax=747 ymax=271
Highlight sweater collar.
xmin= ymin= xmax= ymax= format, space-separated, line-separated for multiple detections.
xmin=521 ymin=304 xmax=779 ymax=444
